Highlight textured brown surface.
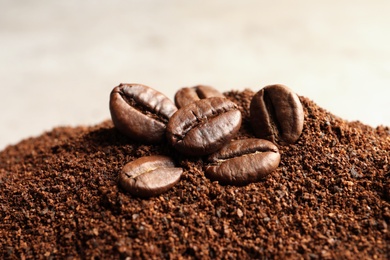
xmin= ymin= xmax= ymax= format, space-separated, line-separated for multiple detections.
xmin=0 ymin=90 xmax=389 ymax=259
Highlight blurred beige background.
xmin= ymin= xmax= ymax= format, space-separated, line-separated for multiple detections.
xmin=1 ymin=0 xmax=390 ymax=150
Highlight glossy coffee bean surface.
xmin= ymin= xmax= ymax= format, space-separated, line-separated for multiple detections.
xmin=109 ymin=84 xmax=177 ymax=143
xmin=166 ymin=97 xmax=242 ymax=156
xmin=174 ymin=85 xmax=225 ymax=108
xmin=205 ymin=138 xmax=280 ymax=185
xmin=250 ymin=84 xmax=304 ymax=144
xmin=118 ymin=155 xmax=183 ymax=198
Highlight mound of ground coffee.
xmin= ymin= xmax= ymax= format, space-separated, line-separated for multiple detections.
xmin=0 ymin=89 xmax=389 ymax=259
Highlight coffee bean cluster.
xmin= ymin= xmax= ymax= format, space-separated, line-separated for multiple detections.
xmin=109 ymin=83 xmax=304 ymax=197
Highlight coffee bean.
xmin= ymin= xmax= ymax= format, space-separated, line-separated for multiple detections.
xmin=205 ymin=138 xmax=280 ymax=185
xmin=118 ymin=155 xmax=183 ymax=198
xmin=250 ymin=84 xmax=304 ymax=144
xmin=166 ymin=97 xmax=242 ymax=156
xmin=109 ymin=84 xmax=177 ymax=143
xmin=174 ymin=85 xmax=225 ymax=108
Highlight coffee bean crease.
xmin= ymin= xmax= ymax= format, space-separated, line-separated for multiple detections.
xmin=110 ymin=84 xmax=177 ymax=143
xmin=206 ymin=138 xmax=280 ymax=185
xmin=119 ymin=155 xmax=183 ymax=198
xmin=250 ymin=84 xmax=304 ymax=144
xmin=167 ymin=97 xmax=242 ymax=156
xmin=175 ymin=85 xmax=225 ymax=108
xmin=119 ymin=84 xmax=176 ymax=122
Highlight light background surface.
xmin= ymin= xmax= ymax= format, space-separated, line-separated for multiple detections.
xmin=1 ymin=0 xmax=390 ymax=151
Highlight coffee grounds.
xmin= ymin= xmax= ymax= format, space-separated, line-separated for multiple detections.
xmin=0 ymin=89 xmax=389 ymax=259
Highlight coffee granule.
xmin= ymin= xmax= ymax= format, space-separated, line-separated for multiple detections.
xmin=0 ymin=89 xmax=389 ymax=259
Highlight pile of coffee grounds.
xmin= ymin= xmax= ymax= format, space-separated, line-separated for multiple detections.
xmin=0 ymin=89 xmax=389 ymax=259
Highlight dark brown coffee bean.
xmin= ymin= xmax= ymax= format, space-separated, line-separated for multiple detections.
xmin=174 ymin=85 xmax=225 ymax=108
xmin=166 ymin=97 xmax=242 ymax=156
xmin=109 ymin=84 xmax=177 ymax=143
xmin=118 ymin=155 xmax=183 ymax=198
xmin=250 ymin=84 xmax=304 ymax=144
xmin=205 ymin=138 xmax=280 ymax=186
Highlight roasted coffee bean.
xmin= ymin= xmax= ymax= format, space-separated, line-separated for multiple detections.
xmin=250 ymin=84 xmax=304 ymax=144
xmin=118 ymin=155 xmax=183 ymax=198
xmin=174 ymin=85 xmax=225 ymax=108
xmin=205 ymin=138 xmax=280 ymax=185
xmin=109 ymin=84 xmax=177 ymax=143
xmin=166 ymin=97 xmax=242 ymax=156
